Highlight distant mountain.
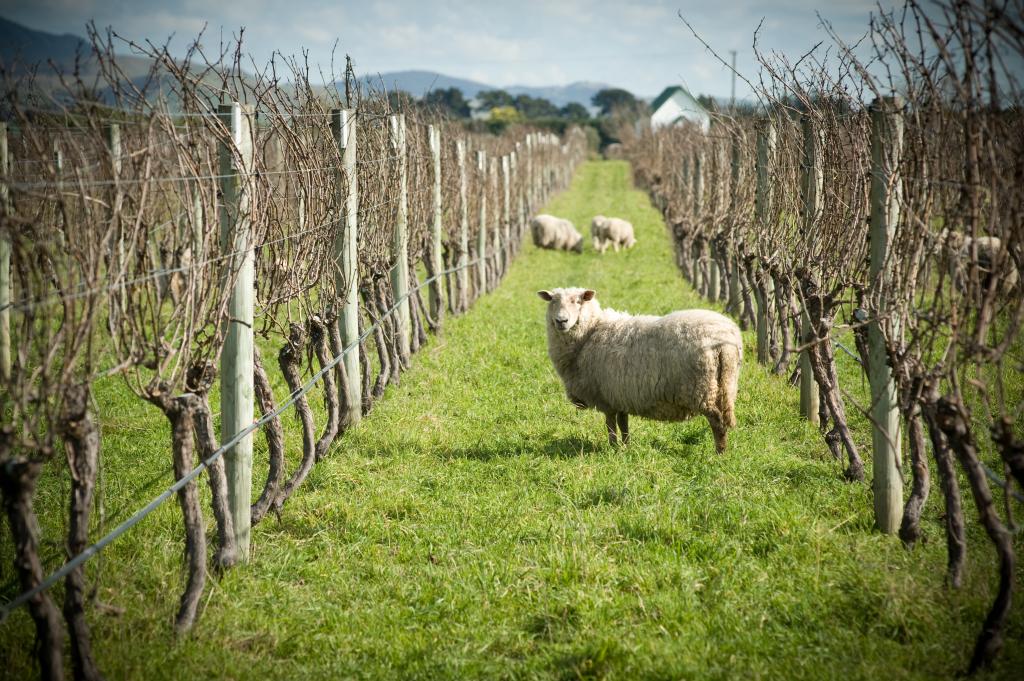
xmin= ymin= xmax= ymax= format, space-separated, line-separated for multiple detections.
xmin=3 ymin=19 xmax=619 ymax=113
xmin=506 ymin=81 xmax=611 ymax=109
xmin=358 ymin=70 xmax=493 ymax=100
xmin=353 ymin=70 xmax=615 ymax=110
xmin=0 ymin=16 xmax=90 ymax=67
xmin=0 ymin=17 xmax=254 ymax=111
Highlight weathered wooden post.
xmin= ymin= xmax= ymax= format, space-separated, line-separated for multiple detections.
xmin=427 ymin=125 xmax=445 ymax=325
xmin=707 ymin=125 xmax=721 ymax=302
xmin=798 ymin=116 xmax=821 ymax=427
xmin=105 ymin=122 xmax=122 ymax=175
xmin=690 ymin=148 xmax=704 ymax=290
xmin=727 ymin=130 xmax=743 ymax=316
xmin=389 ymin=114 xmax=412 ymax=362
xmin=512 ymin=148 xmax=525 ymax=250
xmin=217 ymin=102 xmax=255 ymax=560
xmin=53 ymin=141 xmax=66 ymax=251
xmin=868 ymin=96 xmax=905 ymax=534
xmin=106 ymin=122 xmax=129 ymax=329
xmin=489 ymin=156 xmax=500 ymax=288
xmin=332 ymin=109 xmax=361 ymax=426
xmin=476 ymin=150 xmax=487 ymax=299
xmin=501 ymin=154 xmax=511 ymax=271
xmin=525 ymin=134 xmax=535 ymax=214
xmin=0 ymin=123 xmax=10 ymax=382
xmin=456 ymin=140 xmax=469 ymax=312
xmin=754 ymin=119 xmax=776 ymax=366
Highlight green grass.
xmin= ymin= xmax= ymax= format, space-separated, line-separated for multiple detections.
xmin=2 ymin=160 xmax=1021 ymax=679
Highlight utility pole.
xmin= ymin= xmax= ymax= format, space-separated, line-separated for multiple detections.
xmin=730 ymin=50 xmax=737 ymax=111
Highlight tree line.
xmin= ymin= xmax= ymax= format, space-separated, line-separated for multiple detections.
xmin=383 ymin=86 xmax=649 ymax=141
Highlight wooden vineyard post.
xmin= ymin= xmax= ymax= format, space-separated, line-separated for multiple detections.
xmin=389 ymin=114 xmax=412 ymax=363
xmin=217 ymin=102 xmax=255 ymax=560
xmin=0 ymin=123 xmax=10 ymax=382
xmin=332 ymin=108 xmax=361 ymax=426
xmin=106 ymin=122 xmax=129 ymax=332
xmin=476 ymin=150 xmax=487 ymax=299
xmin=690 ymin=147 xmax=704 ymax=291
xmin=868 ymin=96 xmax=905 ymax=534
xmin=489 ymin=156 xmax=500 ymax=289
xmin=456 ymin=140 xmax=469 ymax=312
xmin=525 ymin=135 xmax=535 ymax=215
xmin=53 ymin=141 xmax=66 ymax=251
xmin=754 ymin=119 xmax=776 ymax=366
xmin=727 ymin=129 xmax=743 ymax=316
xmin=707 ymin=124 xmax=721 ymax=302
xmin=799 ymin=116 xmax=821 ymax=427
xmin=502 ymin=154 xmax=511 ymax=273
xmin=512 ymin=148 xmax=525 ymax=251
xmin=427 ymin=125 xmax=445 ymax=326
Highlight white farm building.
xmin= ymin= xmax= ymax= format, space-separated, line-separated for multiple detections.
xmin=647 ymin=86 xmax=710 ymax=132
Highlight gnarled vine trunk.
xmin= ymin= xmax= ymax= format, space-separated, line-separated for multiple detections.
xmin=251 ymin=348 xmax=285 ymax=526
xmin=0 ymin=447 xmax=66 ymax=681
xmin=60 ymin=384 xmax=104 ymax=681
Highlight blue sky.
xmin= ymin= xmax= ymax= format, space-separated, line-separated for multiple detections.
xmin=0 ymin=0 xmax=934 ymax=98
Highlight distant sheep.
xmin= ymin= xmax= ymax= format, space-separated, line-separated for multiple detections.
xmin=531 ymin=214 xmax=583 ymax=253
xmin=603 ymin=143 xmax=624 ymax=159
xmin=938 ymin=229 xmax=1019 ymax=294
xmin=538 ymin=287 xmax=742 ymax=452
xmin=590 ymin=215 xmax=637 ymax=253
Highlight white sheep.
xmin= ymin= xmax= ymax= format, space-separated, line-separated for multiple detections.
xmin=538 ymin=287 xmax=742 ymax=452
xmin=590 ymin=215 xmax=637 ymax=253
xmin=937 ymin=229 xmax=1019 ymax=294
xmin=531 ymin=214 xmax=583 ymax=253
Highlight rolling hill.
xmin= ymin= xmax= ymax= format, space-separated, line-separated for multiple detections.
xmin=355 ymin=70 xmax=615 ymax=109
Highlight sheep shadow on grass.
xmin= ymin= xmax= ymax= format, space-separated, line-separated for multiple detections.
xmin=437 ymin=434 xmax=603 ymax=461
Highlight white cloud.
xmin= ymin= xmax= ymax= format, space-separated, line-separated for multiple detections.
xmin=0 ymin=0 xmax=934 ymax=97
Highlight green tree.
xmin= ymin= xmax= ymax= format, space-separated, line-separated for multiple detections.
xmin=423 ymin=87 xmax=470 ymax=118
xmin=591 ymin=88 xmax=641 ymax=116
xmin=477 ymin=89 xmax=514 ymax=110
xmin=512 ymin=94 xmax=559 ymax=119
xmin=696 ymin=94 xmax=718 ymax=112
xmin=487 ymin=105 xmax=522 ymax=134
xmin=560 ymin=102 xmax=590 ymax=120
xmin=386 ymin=89 xmax=417 ymax=112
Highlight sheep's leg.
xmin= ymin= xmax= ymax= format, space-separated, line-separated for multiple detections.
xmin=616 ymin=413 xmax=630 ymax=445
xmin=604 ymin=412 xmax=619 ymax=447
xmin=706 ymin=412 xmax=728 ymax=454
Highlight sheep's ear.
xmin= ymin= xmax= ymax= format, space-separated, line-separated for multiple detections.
xmin=537 ymin=290 xmax=553 ymax=301
xmin=581 ymin=289 xmax=596 ymax=301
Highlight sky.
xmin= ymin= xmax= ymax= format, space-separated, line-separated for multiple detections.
xmin=0 ymin=0 xmax=938 ymax=99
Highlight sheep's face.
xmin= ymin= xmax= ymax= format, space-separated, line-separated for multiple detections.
xmin=538 ymin=288 xmax=595 ymax=333
xmin=571 ymin=236 xmax=584 ymax=254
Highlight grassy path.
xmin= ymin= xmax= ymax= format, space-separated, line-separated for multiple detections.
xmin=3 ymin=161 xmax=1020 ymax=679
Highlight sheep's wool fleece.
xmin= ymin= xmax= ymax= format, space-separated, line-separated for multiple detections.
xmin=532 ymin=214 xmax=581 ymax=251
xmin=545 ymin=289 xmax=742 ymax=422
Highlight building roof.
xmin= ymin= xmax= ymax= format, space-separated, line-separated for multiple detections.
xmin=650 ymin=85 xmax=703 ymax=113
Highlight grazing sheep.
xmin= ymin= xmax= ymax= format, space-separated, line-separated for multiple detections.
xmin=603 ymin=142 xmax=624 ymax=159
xmin=531 ymin=214 xmax=583 ymax=253
xmin=590 ymin=215 xmax=637 ymax=253
xmin=538 ymin=287 xmax=742 ymax=452
xmin=937 ymin=229 xmax=1020 ymax=294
